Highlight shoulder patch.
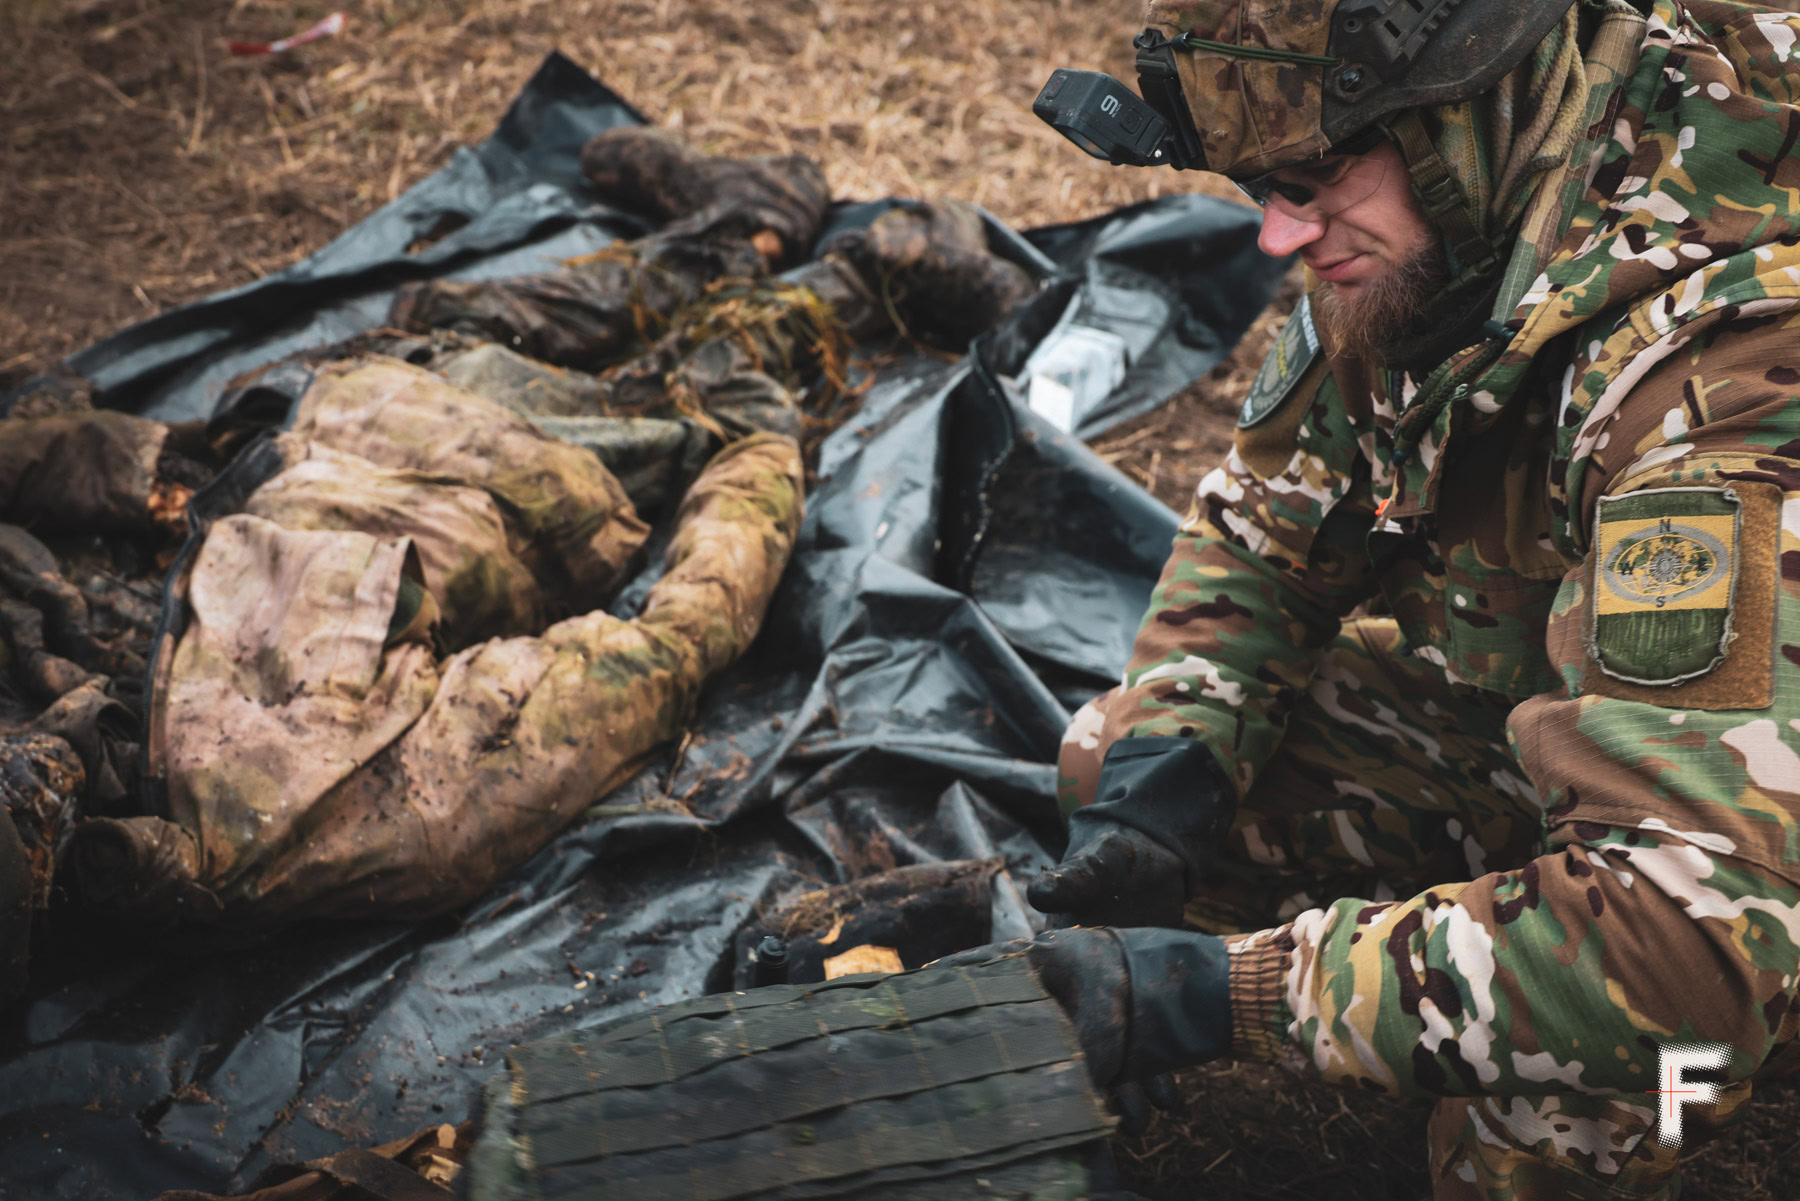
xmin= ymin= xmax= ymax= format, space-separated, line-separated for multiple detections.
xmin=1238 ymin=294 xmax=1320 ymax=430
xmin=1589 ymin=487 xmax=1741 ymax=686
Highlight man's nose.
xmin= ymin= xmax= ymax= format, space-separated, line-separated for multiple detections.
xmin=1256 ymin=205 xmax=1325 ymax=258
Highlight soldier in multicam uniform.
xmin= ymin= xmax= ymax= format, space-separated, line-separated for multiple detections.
xmin=948 ymin=2 xmax=1800 ymax=1197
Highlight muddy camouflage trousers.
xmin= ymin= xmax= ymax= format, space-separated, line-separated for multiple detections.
xmin=1062 ymin=618 xmax=1792 ymax=1200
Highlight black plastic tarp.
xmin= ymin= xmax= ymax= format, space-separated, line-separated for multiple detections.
xmin=0 ymin=55 xmax=1288 ymax=1200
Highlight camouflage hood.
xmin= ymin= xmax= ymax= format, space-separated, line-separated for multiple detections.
xmin=1386 ymin=0 xmax=1800 ymax=555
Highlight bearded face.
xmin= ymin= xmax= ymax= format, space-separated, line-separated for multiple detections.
xmin=1244 ymin=138 xmax=1450 ymax=364
xmin=1309 ymin=237 xmax=1451 ymax=365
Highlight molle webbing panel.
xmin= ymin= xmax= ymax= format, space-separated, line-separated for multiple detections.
xmin=467 ymin=958 xmax=1112 ymax=1200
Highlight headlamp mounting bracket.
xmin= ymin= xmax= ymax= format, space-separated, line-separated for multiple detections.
xmin=1331 ymin=0 xmax=1471 ymax=86
xmin=1133 ymin=30 xmax=1209 ymax=170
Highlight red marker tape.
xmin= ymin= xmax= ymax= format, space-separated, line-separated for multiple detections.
xmin=227 ymin=11 xmax=346 ymax=56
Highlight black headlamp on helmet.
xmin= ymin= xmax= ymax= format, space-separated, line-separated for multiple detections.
xmin=1031 ymin=31 xmax=1207 ymax=171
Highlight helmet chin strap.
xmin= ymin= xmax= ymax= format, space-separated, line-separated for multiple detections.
xmin=1384 ymin=108 xmax=1500 ymax=299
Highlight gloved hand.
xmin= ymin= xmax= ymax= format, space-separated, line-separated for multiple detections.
xmin=935 ymin=925 xmax=1232 ymax=1090
xmin=1027 ymin=736 xmax=1236 ymax=928
xmin=1111 ymin=1073 xmax=1182 ymax=1138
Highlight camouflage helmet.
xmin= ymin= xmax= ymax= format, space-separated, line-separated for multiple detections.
xmin=1142 ymin=0 xmax=1579 ymax=179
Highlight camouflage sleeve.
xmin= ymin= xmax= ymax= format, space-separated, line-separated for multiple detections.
xmin=1226 ymin=322 xmax=1800 ymax=1100
xmin=1095 ymin=353 xmax=1381 ymax=799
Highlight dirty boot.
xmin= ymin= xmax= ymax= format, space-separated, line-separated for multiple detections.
xmin=0 ymin=411 xmax=202 ymax=541
xmin=580 ymin=127 xmax=831 ymax=266
xmin=392 ymin=130 xmax=833 ymax=373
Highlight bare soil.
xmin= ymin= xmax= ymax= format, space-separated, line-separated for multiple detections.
xmin=4 ymin=3 xmax=1798 ymax=1198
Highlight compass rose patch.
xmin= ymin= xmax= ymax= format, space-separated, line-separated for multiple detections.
xmin=1590 ymin=487 xmax=1742 ymax=685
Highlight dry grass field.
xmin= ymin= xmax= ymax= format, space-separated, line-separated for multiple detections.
xmin=3 ymin=3 xmax=1798 ymax=1198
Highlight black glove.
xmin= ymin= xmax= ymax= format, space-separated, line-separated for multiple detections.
xmin=935 ymin=926 xmax=1231 ymax=1089
xmin=1028 ymin=736 xmax=1236 ymax=928
xmin=1111 ymin=1074 xmax=1182 ymax=1137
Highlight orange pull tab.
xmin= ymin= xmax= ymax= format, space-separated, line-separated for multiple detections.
xmin=1376 ymin=497 xmax=1393 ymax=518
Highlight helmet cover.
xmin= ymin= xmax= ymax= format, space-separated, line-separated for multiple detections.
xmin=1143 ymin=0 xmax=1579 ymax=178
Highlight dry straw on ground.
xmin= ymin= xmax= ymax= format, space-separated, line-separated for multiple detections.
xmin=0 ymin=0 xmax=1282 ymax=506
xmin=5 ymin=3 xmax=1799 ymax=1199
xmin=0 ymin=0 xmax=1244 ymax=387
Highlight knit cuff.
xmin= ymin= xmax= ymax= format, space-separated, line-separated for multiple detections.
xmin=1225 ymin=926 xmax=1295 ymax=1063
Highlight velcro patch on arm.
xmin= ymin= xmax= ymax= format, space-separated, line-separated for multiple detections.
xmin=1581 ymin=481 xmax=1783 ymax=713
xmin=1589 ymin=487 xmax=1739 ymax=685
xmin=1581 ymin=478 xmax=1778 ymax=709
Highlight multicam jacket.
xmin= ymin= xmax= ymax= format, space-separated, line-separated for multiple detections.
xmin=1100 ymin=1 xmax=1800 ymax=1101
xmin=78 ymin=358 xmax=804 ymax=928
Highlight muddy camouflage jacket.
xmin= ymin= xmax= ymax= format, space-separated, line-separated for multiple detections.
xmin=1101 ymin=1 xmax=1800 ymax=1100
xmin=73 ymin=357 xmax=803 ymax=928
